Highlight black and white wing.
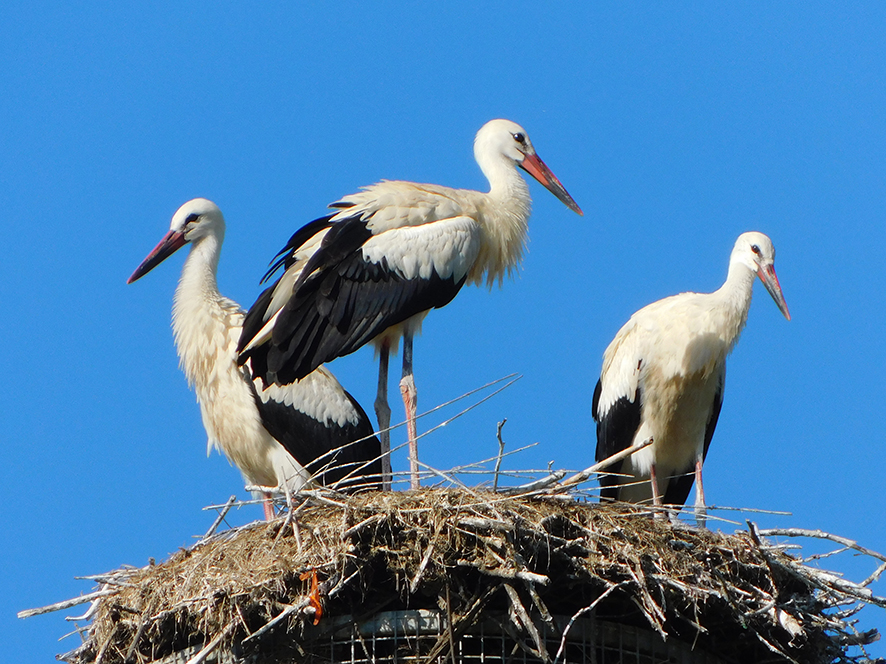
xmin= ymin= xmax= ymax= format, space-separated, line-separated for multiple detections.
xmin=251 ymin=366 xmax=383 ymax=491
xmin=242 ymin=209 xmax=481 ymax=385
xmin=592 ymin=318 xmax=645 ymax=501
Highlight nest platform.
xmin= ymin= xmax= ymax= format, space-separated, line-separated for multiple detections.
xmin=46 ymin=489 xmax=884 ymax=664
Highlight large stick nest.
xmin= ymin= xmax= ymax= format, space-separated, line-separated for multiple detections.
xmin=58 ymin=489 xmax=882 ymax=664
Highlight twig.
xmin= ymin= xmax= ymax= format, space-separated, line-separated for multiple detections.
xmin=493 ymin=419 xmax=507 ymax=491
xmin=18 ymin=589 xmax=120 ymax=619
xmin=862 ymin=560 xmax=886 ymax=588
xmin=445 ymin=585 xmax=457 ymax=664
xmin=455 ymin=559 xmax=549 ymax=585
xmin=410 ymin=527 xmax=442 ymax=594
xmin=64 ymin=602 xmax=100 ymax=623
xmin=457 ymin=516 xmax=514 ymax=532
xmin=240 ymin=601 xmax=308 ymax=645
xmin=702 ymin=505 xmax=792 ymax=516
xmin=753 ymin=629 xmax=801 ymax=664
xmin=526 ymin=582 xmax=555 ymax=629
xmin=409 ymin=375 xmax=523 ymax=449
xmin=499 ymin=471 xmax=568 ymax=495
xmin=414 ymin=460 xmax=473 ymax=492
xmin=446 ymin=442 xmax=539 ymax=474
xmin=802 ymin=546 xmax=851 ymax=564
xmin=756 ymin=527 xmax=886 ymax=564
xmin=317 ymin=373 xmax=523 ymax=492
xmin=94 ymin=624 xmax=116 ymax=664
xmin=273 ymin=484 xmax=296 ymax=546
xmin=750 ymin=522 xmax=886 ymax=608
xmin=200 ymin=495 xmax=237 ymax=542
xmin=124 ymin=613 xmax=149 ymax=663
xmin=421 ymin=586 xmax=499 ymax=664
xmin=185 ymin=621 xmax=235 ymax=664
xmin=341 ymin=513 xmax=386 ymax=540
xmin=503 ymin=583 xmax=549 ymax=662
xmin=545 ymin=437 xmax=654 ymax=492
xmin=71 ymin=577 xmax=134 ymax=589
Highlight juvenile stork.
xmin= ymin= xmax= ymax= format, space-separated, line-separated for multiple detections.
xmin=128 ymin=198 xmax=382 ymax=518
xmin=238 ymin=119 xmax=583 ymax=489
xmin=592 ymin=232 xmax=790 ymax=524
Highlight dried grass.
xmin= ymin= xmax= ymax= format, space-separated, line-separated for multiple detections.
xmin=46 ymin=488 xmax=884 ymax=664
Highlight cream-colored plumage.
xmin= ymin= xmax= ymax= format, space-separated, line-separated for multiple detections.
xmin=594 ymin=232 xmax=790 ymax=519
xmin=129 ymin=199 xmax=381 ymax=516
xmin=170 ymin=231 xmax=308 ymax=490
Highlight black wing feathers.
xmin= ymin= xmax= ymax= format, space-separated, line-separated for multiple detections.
xmin=238 ymin=216 xmax=336 ymax=357
xmin=261 ymin=215 xmax=336 ymax=284
xmin=249 ymin=213 xmax=465 ymax=385
xmin=701 ymin=373 xmax=725 ymax=461
xmin=253 ymin=389 xmax=382 ymax=491
xmin=238 ymin=283 xmax=276 ymax=367
xmin=593 ymin=379 xmax=643 ymax=501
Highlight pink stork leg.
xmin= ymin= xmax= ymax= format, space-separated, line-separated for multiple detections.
xmin=649 ymin=463 xmax=664 ymax=519
xmin=399 ymin=330 xmax=420 ymax=489
xmin=262 ymin=492 xmax=275 ymax=521
xmin=375 ymin=341 xmax=392 ymax=490
xmin=649 ymin=463 xmax=662 ymax=505
xmin=694 ymin=457 xmax=707 ymax=528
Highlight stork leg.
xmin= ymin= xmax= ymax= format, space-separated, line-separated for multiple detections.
xmin=694 ymin=457 xmax=707 ymax=529
xmin=375 ymin=342 xmax=392 ymax=490
xmin=262 ymin=492 xmax=275 ymax=521
xmin=649 ymin=464 xmax=664 ymax=519
xmin=399 ymin=330 xmax=420 ymax=489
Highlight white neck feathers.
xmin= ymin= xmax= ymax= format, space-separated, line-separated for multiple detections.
xmin=171 ymin=233 xmax=235 ymax=393
xmin=710 ymin=259 xmax=757 ymax=353
xmin=470 ymin=158 xmax=532 ymax=287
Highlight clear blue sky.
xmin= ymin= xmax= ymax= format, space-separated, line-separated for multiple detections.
xmin=3 ymin=3 xmax=884 ymax=660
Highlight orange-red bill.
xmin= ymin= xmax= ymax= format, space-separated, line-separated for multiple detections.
xmin=520 ymin=152 xmax=583 ymax=216
xmin=757 ymin=264 xmax=790 ymax=321
xmin=127 ymin=230 xmax=188 ymax=284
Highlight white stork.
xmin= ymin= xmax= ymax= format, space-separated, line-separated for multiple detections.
xmin=128 ymin=198 xmax=382 ymax=519
xmin=238 ymin=119 xmax=583 ymax=489
xmin=592 ymin=231 xmax=790 ymax=524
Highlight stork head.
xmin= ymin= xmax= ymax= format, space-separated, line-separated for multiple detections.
xmin=732 ymin=232 xmax=790 ymax=321
xmin=474 ymin=119 xmax=583 ymax=215
xmin=127 ymin=198 xmax=225 ymax=284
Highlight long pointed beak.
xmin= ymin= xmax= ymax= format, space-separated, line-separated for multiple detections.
xmin=127 ymin=230 xmax=187 ymax=284
xmin=757 ymin=264 xmax=791 ymax=321
xmin=519 ymin=152 xmax=583 ymax=216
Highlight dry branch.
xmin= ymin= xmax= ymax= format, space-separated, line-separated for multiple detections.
xmin=23 ymin=489 xmax=886 ymax=664
xmin=18 ymin=589 xmax=120 ymax=619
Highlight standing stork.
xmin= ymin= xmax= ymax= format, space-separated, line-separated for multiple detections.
xmin=592 ymin=232 xmax=790 ymax=524
xmin=128 ymin=198 xmax=382 ymax=519
xmin=238 ymin=119 xmax=583 ymax=489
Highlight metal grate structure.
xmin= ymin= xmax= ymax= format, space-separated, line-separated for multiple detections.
xmin=302 ymin=610 xmax=728 ymax=664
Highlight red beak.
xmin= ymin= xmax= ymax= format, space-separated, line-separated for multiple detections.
xmin=127 ymin=230 xmax=188 ymax=284
xmin=519 ymin=152 xmax=583 ymax=216
xmin=757 ymin=264 xmax=791 ymax=321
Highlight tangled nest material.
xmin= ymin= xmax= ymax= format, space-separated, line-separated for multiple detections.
xmin=43 ymin=489 xmax=885 ymax=663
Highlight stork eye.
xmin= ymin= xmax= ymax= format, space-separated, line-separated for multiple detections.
xmin=750 ymin=244 xmax=761 ymax=255
xmin=512 ymin=132 xmax=526 ymax=144
xmin=185 ymin=213 xmax=200 ymax=224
